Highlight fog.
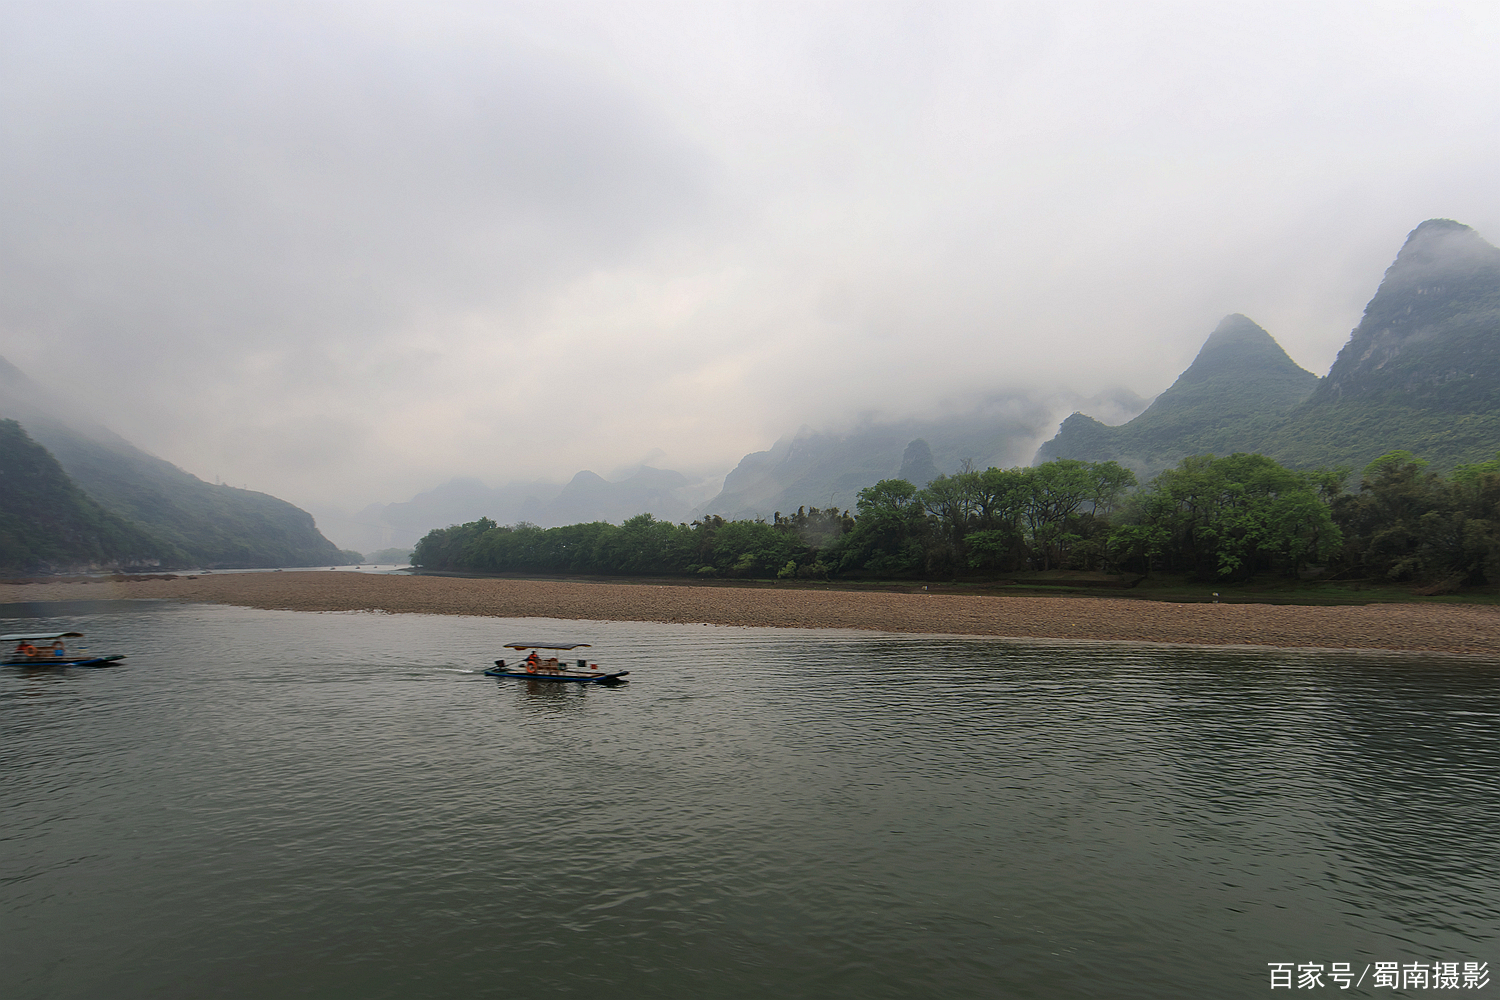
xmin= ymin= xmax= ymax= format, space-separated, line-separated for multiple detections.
xmin=3 ymin=1 xmax=1499 ymax=516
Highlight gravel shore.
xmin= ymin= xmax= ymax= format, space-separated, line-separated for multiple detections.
xmin=5 ymin=571 xmax=1499 ymax=656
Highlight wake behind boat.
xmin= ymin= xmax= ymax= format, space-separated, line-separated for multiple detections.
xmin=1 ymin=631 xmax=126 ymax=667
xmin=484 ymin=642 xmax=629 ymax=685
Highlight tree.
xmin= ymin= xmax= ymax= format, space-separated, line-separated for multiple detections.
xmin=1022 ymin=460 xmax=1135 ymax=570
xmin=1332 ymin=451 xmax=1500 ymax=587
xmin=831 ymin=479 xmax=929 ymax=576
xmin=1123 ymin=453 xmax=1340 ymax=580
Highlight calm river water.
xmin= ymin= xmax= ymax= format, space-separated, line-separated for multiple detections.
xmin=2 ymin=600 xmax=1496 ymax=999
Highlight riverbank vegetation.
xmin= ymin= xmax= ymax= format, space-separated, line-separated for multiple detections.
xmin=412 ymin=451 xmax=1500 ymax=595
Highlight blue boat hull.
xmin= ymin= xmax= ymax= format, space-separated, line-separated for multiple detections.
xmin=484 ymin=666 xmax=629 ymax=685
xmin=2 ymin=654 xmax=126 ymax=668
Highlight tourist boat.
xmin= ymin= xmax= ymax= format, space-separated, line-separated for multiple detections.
xmin=1 ymin=631 xmax=126 ymax=667
xmin=484 ymin=643 xmax=629 ymax=685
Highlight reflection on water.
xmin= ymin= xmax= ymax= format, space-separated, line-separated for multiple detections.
xmin=1 ymin=600 xmax=1496 ymax=1000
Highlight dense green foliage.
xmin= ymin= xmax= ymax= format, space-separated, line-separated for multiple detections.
xmin=415 ymin=459 xmax=1139 ymax=580
xmin=0 ymin=419 xmax=178 ymax=572
xmin=1266 ymin=396 xmax=1500 ymax=474
xmin=413 ymin=508 xmax=851 ymax=580
xmin=1328 ymin=451 xmax=1500 ymax=590
xmin=1107 ymin=454 xmax=1342 ymax=580
xmin=415 ymin=449 xmax=1500 ymax=592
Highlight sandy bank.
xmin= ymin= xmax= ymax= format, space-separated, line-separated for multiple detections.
xmin=4 ymin=572 xmax=1498 ymax=656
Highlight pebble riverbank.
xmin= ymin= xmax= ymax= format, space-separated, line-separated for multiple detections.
xmin=5 ymin=571 xmax=1500 ymax=657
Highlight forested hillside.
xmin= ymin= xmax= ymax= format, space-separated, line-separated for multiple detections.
xmin=27 ymin=416 xmax=351 ymax=568
xmin=1036 ymin=314 xmax=1317 ymax=478
xmin=0 ymin=419 xmax=177 ymax=572
xmin=1041 ymin=220 xmax=1500 ymax=478
xmin=1 ymin=356 xmax=353 ymax=569
xmin=1266 ymin=219 xmax=1500 ymax=470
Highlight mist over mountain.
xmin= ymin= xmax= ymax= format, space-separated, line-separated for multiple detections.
xmin=1316 ymin=220 xmax=1500 ymax=404
xmin=18 ymin=213 xmax=1499 ymax=572
xmin=0 ymin=355 xmax=350 ymax=568
xmin=319 ymin=465 xmax=722 ymax=553
xmin=1037 ymin=314 xmax=1318 ymax=479
xmin=0 ymin=419 xmax=175 ymax=572
xmin=321 ymin=478 xmax=552 ymax=555
xmin=545 ymin=466 xmax=703 ymax=527
xmin=319 ymin=386 xmax=1145 ymax=552
xmin=1266 ymin=219 xmax=1500 ymax=470
xmin=702 ymin=389 xmax=1148 ymax=521
xmin=1040 ymin=220 xmax=1500 ymax=478
xmin=897 ymin=439 xmax=941 ymax=488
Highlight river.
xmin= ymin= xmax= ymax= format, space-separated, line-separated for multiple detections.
xmin=2 ymin=600 xmax=1496 ymax=998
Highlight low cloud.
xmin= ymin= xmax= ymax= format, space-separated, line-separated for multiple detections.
xmin=3 ymin=1 xmax=1499 ymax=512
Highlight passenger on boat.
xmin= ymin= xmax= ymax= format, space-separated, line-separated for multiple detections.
xmin=525 ymin=650 xmax=540 ymax=673
xmin=50 ymin=641 xmax=65 ymax=657
xmin=15 ymin=642 xmax=38 ymax=658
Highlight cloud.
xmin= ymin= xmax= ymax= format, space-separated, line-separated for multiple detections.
xmin=3 ymin=1 xmax=1500 ymax=511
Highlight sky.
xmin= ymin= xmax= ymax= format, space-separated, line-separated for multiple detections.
xmin=3 ymin=1 xmax=1500 ymax=515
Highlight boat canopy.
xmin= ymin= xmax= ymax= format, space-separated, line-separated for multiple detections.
xmin=503 ymin=643 xmax=591 ymax=650
xmin=1 ymin=632 xmax=83 ymax=642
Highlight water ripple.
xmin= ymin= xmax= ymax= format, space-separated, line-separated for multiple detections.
xmin=1 ymin=602 xmax=1497 ymax=999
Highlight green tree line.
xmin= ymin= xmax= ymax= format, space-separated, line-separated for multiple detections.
xmin=412 ymin=452 xmax=1500 ymax=590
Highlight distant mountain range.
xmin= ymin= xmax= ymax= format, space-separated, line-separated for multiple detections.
xmin=0 ymin=356 xmax=352 ymax=572
xmin=34 ymin=216 xmax=1491 ymax=571
xmin=322 ymin=387 xmax=1147 ymax=552
xmin=318 ymin=465 xmax=724 ymax=554
xmin=1039 ymin=219 xmax=1500 ymax=478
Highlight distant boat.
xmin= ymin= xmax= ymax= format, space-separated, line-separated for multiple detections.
xmin=484 ymin=642 xmax=629 ymax=685
xmin=1 ymin=631 xmax=126 ymax=667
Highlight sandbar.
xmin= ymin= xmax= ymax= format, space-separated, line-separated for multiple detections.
xmin=4 ymin=571 xmax=1499 ymax=657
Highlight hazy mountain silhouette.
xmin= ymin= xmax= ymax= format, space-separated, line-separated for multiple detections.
xmin=1036 ymin=314 xmax=1317 ymax=478
xmin=327 ymin=466 xmax=720 ymax=552
xmin=0 ymin=418 xmax=177 ymax=572
xmin=0 ymin=355 xmax=350 ymax=568
xmin=1265 ymin=219 xmax=1500 ymax=470
xmin=897 ymin=439 xmax=941 ymax=487
xmin=1039 ymin=219 xmax=1500 ymax=478
xmin=702 ymin=390 xmax=1147 ymax=521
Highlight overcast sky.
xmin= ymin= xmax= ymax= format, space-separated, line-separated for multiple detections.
xmin=3 ymin=1 xmax=1499 ymax=513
